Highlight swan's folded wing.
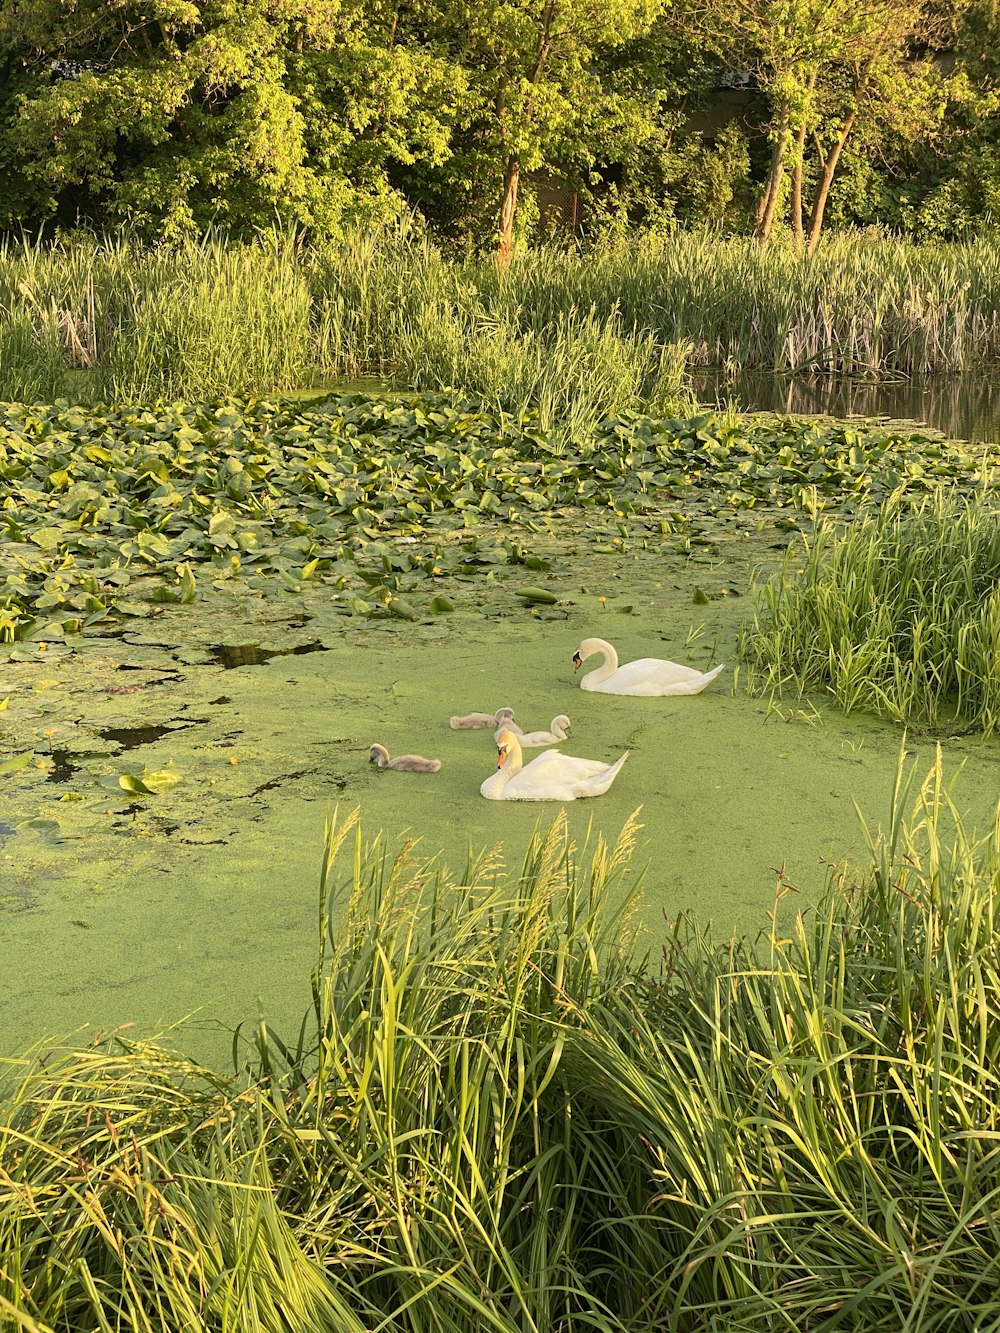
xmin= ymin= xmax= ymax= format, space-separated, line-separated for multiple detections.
xmin=523 ymin=750 xmax=611 ymax=781
xmin=659 ymin=663 xmax=726 ymax=695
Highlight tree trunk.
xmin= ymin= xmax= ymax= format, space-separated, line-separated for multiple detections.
xmin=494 ymin=3 xmax=554 ymax=267
xmin=805 ymin=110 xmax=855 ymax=254
xmin=790 ymin=71 xmax=816 ymax=247
xmin=790 ymin=119 xmax=807 ymax=246
xmin=755 ymin=106 xmax=791 ymax=246
xmin=498 ymin=157 xmax=520 ymax=270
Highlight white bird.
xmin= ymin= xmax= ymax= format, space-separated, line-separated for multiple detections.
xmin=369 ymin=744 xmax=441 ymax=773
xmin=450 ymin=708 xmax=516 ymax=730
xmin=480 ymin=729 xmax=628 ymax=802
xmin=572 ymin=637 xmax=725 ymax=697
xmin=493 ymin=713 xmax=571 ymax=747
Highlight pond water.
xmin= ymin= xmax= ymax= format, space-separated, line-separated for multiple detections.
xmin=691 ymin=371 xmax=1000 ymax=445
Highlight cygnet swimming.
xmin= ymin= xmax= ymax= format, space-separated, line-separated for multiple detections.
xmin=369 ymin=743 xmax=442 ymax=773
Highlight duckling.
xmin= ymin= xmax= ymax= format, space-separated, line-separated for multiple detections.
xmin=369 ymin=744 xmax=441 ymax=773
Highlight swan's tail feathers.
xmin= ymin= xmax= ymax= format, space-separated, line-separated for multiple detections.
xmin=669 ymin=662 xmax=726 ymax=695
xmin=590 ymin=751 xmax=629 ymax=795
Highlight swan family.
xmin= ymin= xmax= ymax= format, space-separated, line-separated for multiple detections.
xmin=371 ymin=636 xmax=723 ymax=801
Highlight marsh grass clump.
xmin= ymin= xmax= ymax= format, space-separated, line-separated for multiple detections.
xmin=0 ymin=232 xmax=313 ymax=402
xmin=578 ymin=755 xmax=1000 ymax=1328
xmin=0 ymin=809 xmax=648 ymax=1333
xmin=739 ymin=490 xmax=1000 ymax=733
xmin=5 ymin=774 xmax=1000 ymax=1329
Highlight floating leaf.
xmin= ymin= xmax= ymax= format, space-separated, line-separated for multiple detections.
xmin=515 ymin=587 xmax=558 ymax=605
xmin=386 ymin=596 xmax=419 ymax=621
xmin=0 ymin=753 xmax=33 ymax=775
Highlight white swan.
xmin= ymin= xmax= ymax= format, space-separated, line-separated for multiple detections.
xmin=369 ymin=744 xmax=441 ymax=773
xmin=572 ymin=637 xmax=725 ymax=697
xmin=493 ymin=713 xmax=571 ymax=748
xmin=450 ymin=708 xmax=516 ymax=730
xmin=480 ymin=730 xmax=628 ymax=802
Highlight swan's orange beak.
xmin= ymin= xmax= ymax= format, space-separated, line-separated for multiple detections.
xmin=572 ymin=651 xmax=582 ymax=672
xmin=497 ymin=745 xmax=507 ymax=769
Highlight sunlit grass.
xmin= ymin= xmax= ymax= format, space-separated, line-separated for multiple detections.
xmin=2 ymin=227 xmax=998 ymax=412
xmin=5 ymin=766 xmax=1000 ymax=1330
xmin=739 ymin=491 xmax=1000 ymax=734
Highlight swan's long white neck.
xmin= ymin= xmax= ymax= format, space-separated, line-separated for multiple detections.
xmin=499 ymin=737 xmax=524 ymax=780
xmin=581 ymin=639 xmax=618 ymax=686
xmin=481 ymin=734 xmax=524 ymax=798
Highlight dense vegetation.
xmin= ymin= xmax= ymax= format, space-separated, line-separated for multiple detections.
xmin=0 ymin=0 xmax=996 ymax=248
xmin=4 ymin=230 xmax=1000 ymax=414
xmin=2 ymin=391 xmax=993 ymax=647
xmin=4 ymin=768 xmax=1000 ymax=1331
xmin=742 ymin=490 xmax=1000 ymax=734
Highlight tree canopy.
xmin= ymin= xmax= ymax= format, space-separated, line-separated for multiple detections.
xmin=0 ymin=0 xmax=991 ymax=246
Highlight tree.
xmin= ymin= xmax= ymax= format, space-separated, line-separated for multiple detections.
xmin=795 ymin=0 xmax=957 ymax=252
xmin=677 ymin=0 xmax=956 ymax=246
xmin=414 ymin=0 xmax=666 ymax=262
xmin=0 ymin=0 xmax=463 ymax=237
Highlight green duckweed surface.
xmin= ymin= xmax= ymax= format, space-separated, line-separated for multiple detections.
xmin=5 ymin=525 xmax=1000 ymax=1067
xmin=3 ymin=395 xmax=1000 ymax=1064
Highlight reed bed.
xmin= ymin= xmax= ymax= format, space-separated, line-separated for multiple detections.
xmin=577 ymin=755 xmax=1000 ymax=1329
xmin=5 ymin=772 xmax=1000 ymax=1331
xmin=2 ymin=228 xmax=998 ymax=413
xmin=739 ymin=490 xmax=1000 ymax=733
xmin=481 ymin=233 xmax=1000 ymax=375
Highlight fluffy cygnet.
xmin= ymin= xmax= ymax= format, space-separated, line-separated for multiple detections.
xmin=495 ymin=714 xmax=571 ymax=747
xmin=369 ymin=743 xmax=442 ymax=773
xmin=449 ymin=707 xmax=516 ymax=730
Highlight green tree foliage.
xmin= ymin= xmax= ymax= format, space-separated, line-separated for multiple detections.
xmin=0 ymin=0 xmax=462 ymax=236
xmin=0 ymin=0 xmax=993 ymax=243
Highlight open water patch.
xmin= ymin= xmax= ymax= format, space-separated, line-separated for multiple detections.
xmin=97 ymin=720 xmax=207 ymax=751
xmin=208 ymin=640 xmax=329 ymax=669
xmin=46 ymin=750 xmax=86 ymax=783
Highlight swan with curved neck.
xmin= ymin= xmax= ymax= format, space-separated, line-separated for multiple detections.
xmin=572 ymin=637 xmax=725 ymax=697
xmin=480 ymin=729 xmax=628 ymax=802
xmin=493 ymin=713 xmax=571 ymax=747
xmin=369 ymin=744 xmax=441 ymax=773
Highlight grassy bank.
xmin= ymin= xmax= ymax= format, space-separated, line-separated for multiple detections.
xmin=2 ymin=229 xmax=999 ymax=411
xmin=741 ymin=490 xmax=1000 ymax=734
xmin=4 ymin=762 xmax=1000 ymax=1331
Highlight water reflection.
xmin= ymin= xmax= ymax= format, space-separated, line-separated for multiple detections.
xmin=691 ymin=371 xmax=1000 ymax=445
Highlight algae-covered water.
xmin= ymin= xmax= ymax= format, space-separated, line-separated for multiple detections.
xmin=4 ymin=518 xmax=999 ymax=1065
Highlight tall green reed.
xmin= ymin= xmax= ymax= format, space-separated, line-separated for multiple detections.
xmin=0 ymin=808 xmax=647 ymax=1332
xmin=5 ymin=228 xmax=994 ymax=416
xmin=739 ymin=490 xmax=1000 ymax=733
xmin=577 ymin=753 xmax=1000 ymax=1329
xmin=5 ymin=775 xmax=1000 ymax=1330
